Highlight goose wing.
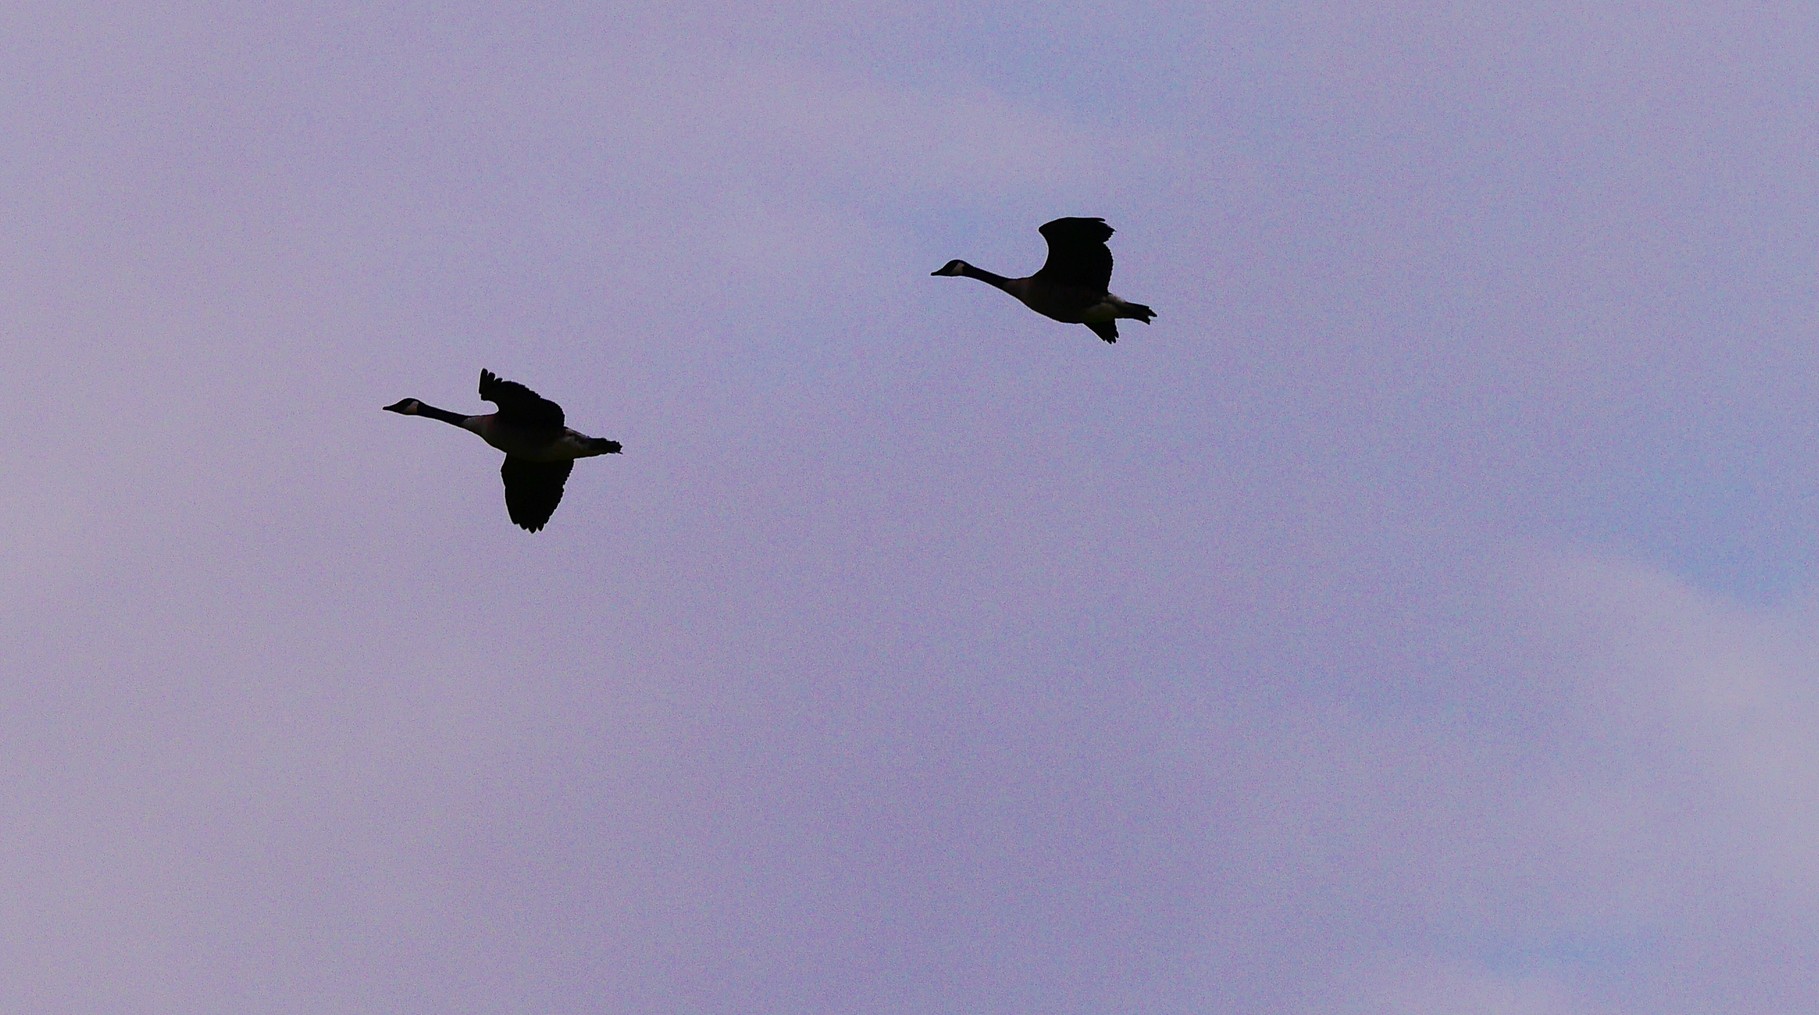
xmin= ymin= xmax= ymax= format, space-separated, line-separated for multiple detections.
xmin=1033 ymin=217 xmax=1116 ymax=291
xmin=479 ymin=369 xmax=565 ymax=429
xmin=500 ymin=457 xmax=573 ymax=532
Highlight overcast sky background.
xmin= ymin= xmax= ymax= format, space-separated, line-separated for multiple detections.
xmin=6 ymin=3 xmax=1819 ymax=1012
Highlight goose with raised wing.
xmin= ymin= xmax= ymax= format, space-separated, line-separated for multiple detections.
xmin=932 ymin=217 xmax=1156 ymax=343
xmin=384 ymin=369 xmax=622 ymax=532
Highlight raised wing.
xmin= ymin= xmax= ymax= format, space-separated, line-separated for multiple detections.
xmin=500 ymin=457 xmax=574 ymax=532
xmin=1033 ymin=217 xmax=1115 ymax=291
xmin=479 ymin=369 xmax=564 ymax=429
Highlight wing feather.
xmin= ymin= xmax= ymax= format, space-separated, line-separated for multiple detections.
xmin=479 ymin=369 xmax=565 ymax=429
xmin=500 ymin=457 xmax=573 ymax=532
xmin=1034 ymin=217 xmax=1116 ymax=291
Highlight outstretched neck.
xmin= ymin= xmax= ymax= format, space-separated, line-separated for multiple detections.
xmin=958 ymin=263 xmax=1016 ymax=290
xmin=416 ymin=403 xmax=472 ymax=427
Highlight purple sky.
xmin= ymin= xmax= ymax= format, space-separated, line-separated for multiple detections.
xmin=7 ymin=3 xmax=1819 ymax=1011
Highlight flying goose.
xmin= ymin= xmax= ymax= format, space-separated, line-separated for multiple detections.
xmin=384 ymin=369 xmax=622 ymax=532
xmin=931 ymin=217 xmax=1156 ymax=343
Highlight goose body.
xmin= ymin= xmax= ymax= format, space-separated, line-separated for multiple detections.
xmin=384 ymin=369 xmax=621 ymax=532
xmin=932 ymin=217 xmax=1155 ymax=343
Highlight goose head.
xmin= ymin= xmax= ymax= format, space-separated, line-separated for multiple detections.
xmin=930 ymin=259 xmax=972 ymax=277
xmin=383 ymin=398 xmax=423 ymax=415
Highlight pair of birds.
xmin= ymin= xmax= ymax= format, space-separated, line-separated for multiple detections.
xmin=387 ymin=217 xmax=1156 ymax=532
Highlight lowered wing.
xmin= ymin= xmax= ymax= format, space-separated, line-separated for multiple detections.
xmin=500 ymin=457 xmax=574 ymax=532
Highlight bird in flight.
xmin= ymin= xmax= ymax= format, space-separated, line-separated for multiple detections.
xmin=384 ymin=369 xmax=622 ymax=532
xmin=932 ymin=217 xmax=1156 ymax=343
